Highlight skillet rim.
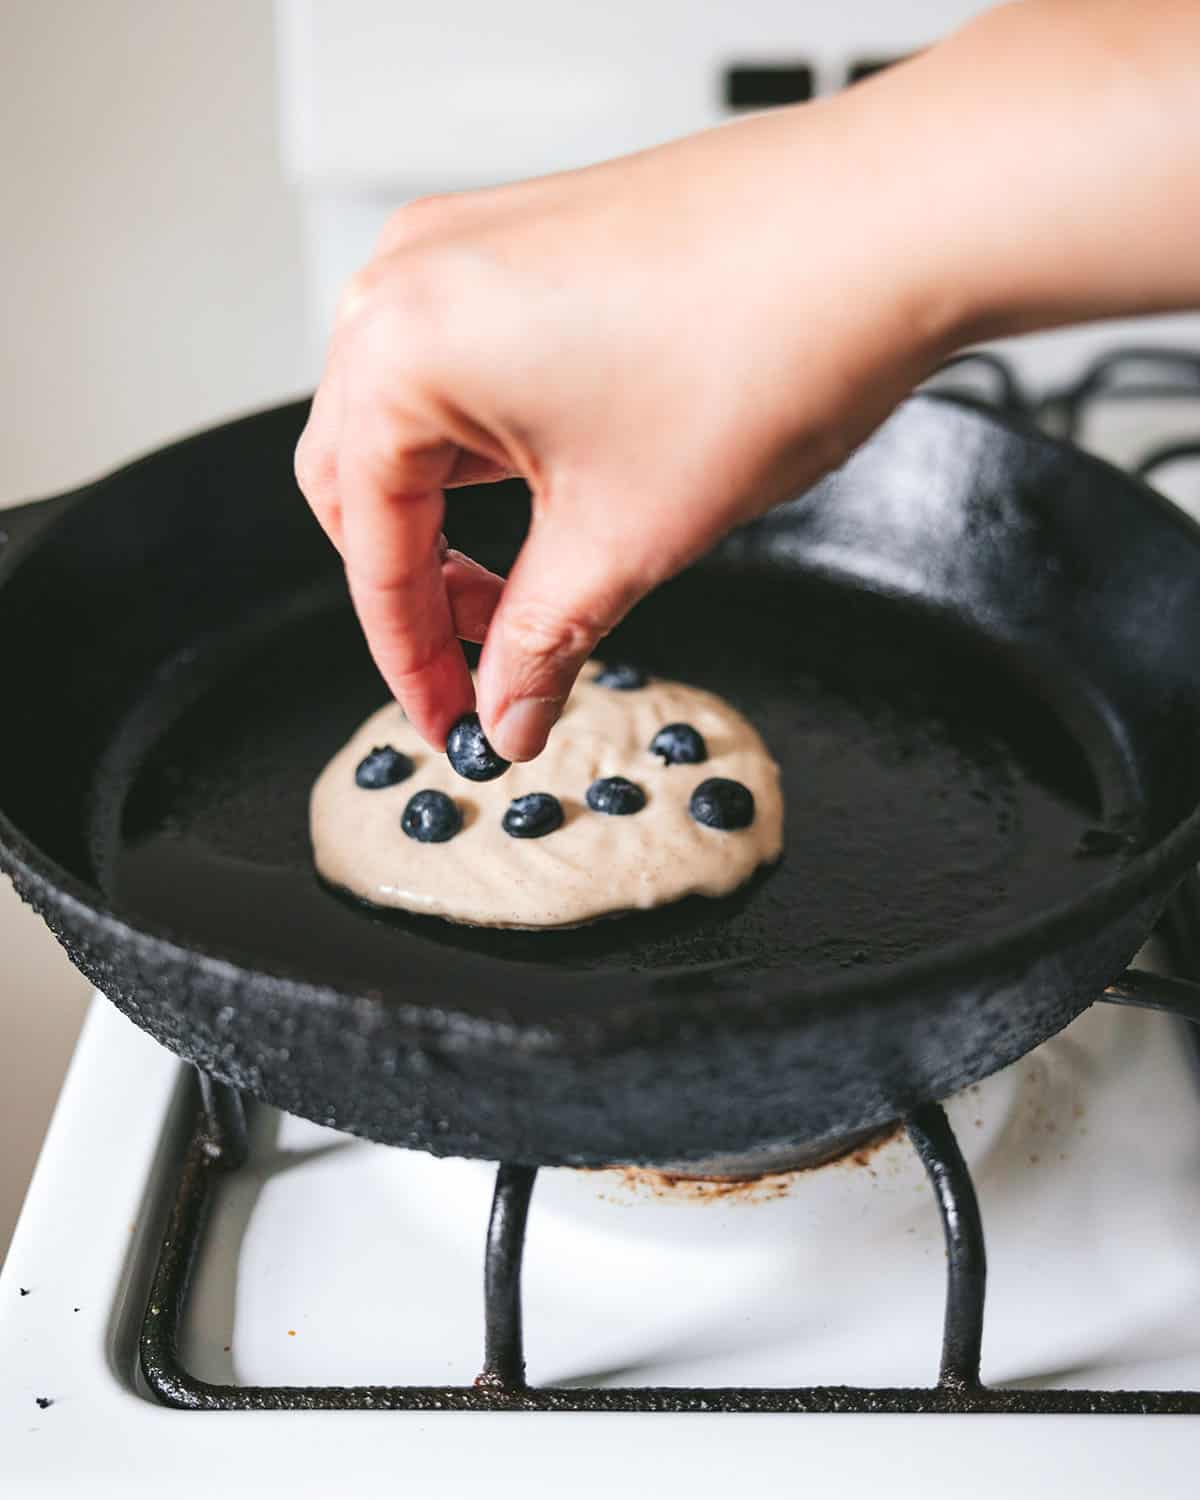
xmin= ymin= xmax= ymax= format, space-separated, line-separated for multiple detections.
xmin=3 ymin=392 xmax=1200 ymax=1056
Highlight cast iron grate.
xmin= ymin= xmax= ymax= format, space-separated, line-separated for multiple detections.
xmin=1037 ymin=347 xmax=1200 ymax=451
xmin=139 ymin=965 xmax=1200 ymax=1414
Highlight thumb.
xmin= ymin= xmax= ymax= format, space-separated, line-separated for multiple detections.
xmin=476 ymin=513 xmax=654 ymax=762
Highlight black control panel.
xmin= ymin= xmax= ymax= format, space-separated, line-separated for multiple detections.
xmin=723 ymin=63 xmax=814 ymax=111
xmin=722 ymin=55 xmax=911 ymax=112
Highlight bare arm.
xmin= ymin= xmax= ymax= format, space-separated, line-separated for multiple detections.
xmin=896 ymin=0 xmax=1200 ymax=337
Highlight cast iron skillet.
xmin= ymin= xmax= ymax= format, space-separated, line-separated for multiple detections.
xmin=3 ymin=395 xmax=1200 ymax=1168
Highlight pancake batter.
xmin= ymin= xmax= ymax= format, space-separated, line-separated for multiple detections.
xmin=311 ymin=664 xmax=783 ymax=929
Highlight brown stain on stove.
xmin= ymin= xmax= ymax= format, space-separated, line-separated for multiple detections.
xmin=604 ymin=1169 xmax=796 ymax=1204
xmin=598 ymin=1122 xmax=904 ymax=1203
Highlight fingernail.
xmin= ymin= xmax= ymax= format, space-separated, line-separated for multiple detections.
xmin=490 ymin=698 xmax=562 ymax=762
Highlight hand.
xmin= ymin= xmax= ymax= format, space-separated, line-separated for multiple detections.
xmin=294 ymin=91 xmax=957 ymax=760
xmin=295 ymin=0 xmax=1200 ymax=762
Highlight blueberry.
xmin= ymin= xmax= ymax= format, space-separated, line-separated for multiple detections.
xmin=355 ymin=745 xmax=415 ymax=789
xmin=594 ymin=663 xmax=646 ymax=691
xmin=446 ymin=713 xmax=510 ymax=782
xmin=502 ymin=792 xmax=564 ymax=839
xmin=401 ymin=789 xmax=462 ymax=843
xmin=586 ymin=776 xmax=646 ymax=816
xmin=689 ymin=777 xmax=755 ymax=831
xmin=649 ymin=722 xmax=707 ymax=766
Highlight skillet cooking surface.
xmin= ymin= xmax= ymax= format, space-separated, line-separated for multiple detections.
xmin=108 ymin=565 xmax=1122 ymax=1023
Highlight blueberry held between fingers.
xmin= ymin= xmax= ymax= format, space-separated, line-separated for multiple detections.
xmin=689 ymin=777 xmax=755 ymax=830
xmin=446 ymin=712 xmax=511 ymax=781
xmin=586 ymin=776 xmax=646 ymax=815
xmin=402 ymin=789 xmax=462 ymax=843
xmin=502 ymin=792 xmax=564 ymax=839
xmin=355 ymin=745 xmax=415 ymax=789
xmin=595 ymin=663 xmax=646 ymax=691
xmin=650 ymin=722 xmax=707 ymax=766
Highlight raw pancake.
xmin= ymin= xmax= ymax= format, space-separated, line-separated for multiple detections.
xmin=310 ymin=666 xmax=784 ymax=929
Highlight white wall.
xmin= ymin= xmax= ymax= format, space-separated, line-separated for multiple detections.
xmin=0 ymin=1 xmax=310 ymax=1260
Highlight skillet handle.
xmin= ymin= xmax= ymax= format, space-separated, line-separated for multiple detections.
xmin=1104 ymin=970 xmax=1200 ymax=1023
xmin=0 ymin=489 xmax=84 ymax=562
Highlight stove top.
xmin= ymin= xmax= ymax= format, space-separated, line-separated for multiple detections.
xmin=6 ymin=342 xmax=1200 ymax=1497
xmin=6 ymin=974 xmax=1200 ymax=1496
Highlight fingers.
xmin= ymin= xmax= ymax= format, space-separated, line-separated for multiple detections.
xmin=337 ymin=386 xmax=476 ymax=745
xmin=443 ymin=547 xmax=505 ymax=643
xmin=298 ymin=365 xmax=509 ymax=737
xmin=293 ymin=245 xmax=511 ymax=560
xmin=476 ymin=512 xmax=654 ymax=762
xmin=443 ymin=450 xmax=519 ymax=488
xmin=348 ymin=557 xmax=473 ymax=748
xmin=294 ymin=233 xmax=523 ymax=749
xmin=294 ymin=350 xmax=348 ymax=554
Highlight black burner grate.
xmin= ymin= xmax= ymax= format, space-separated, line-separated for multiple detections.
xmin=139 ymin=897 xmax=1200 ymax=1415
xmin=1037 ymin=347 xmax=1200 ymax=452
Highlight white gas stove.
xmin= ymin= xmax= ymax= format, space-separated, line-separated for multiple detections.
xmin=5 ymin=961 xmax=1200 ymax=1498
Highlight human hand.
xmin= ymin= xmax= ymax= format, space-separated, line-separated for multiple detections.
xmin=295 ymin=95 xmax=951 ymax=760
xmin=295 ymin=0 xmax=1200 ymax=762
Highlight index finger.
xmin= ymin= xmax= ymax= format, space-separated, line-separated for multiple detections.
xmin=338 ymin=412 xmax=475 ymax=749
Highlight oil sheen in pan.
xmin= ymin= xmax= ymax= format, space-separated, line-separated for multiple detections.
xmin=105 ymin=568 xmax=1137 ymax=1007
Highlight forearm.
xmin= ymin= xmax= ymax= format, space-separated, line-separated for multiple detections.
xmin=871 ymin=0 xmax=1200 ymax=344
